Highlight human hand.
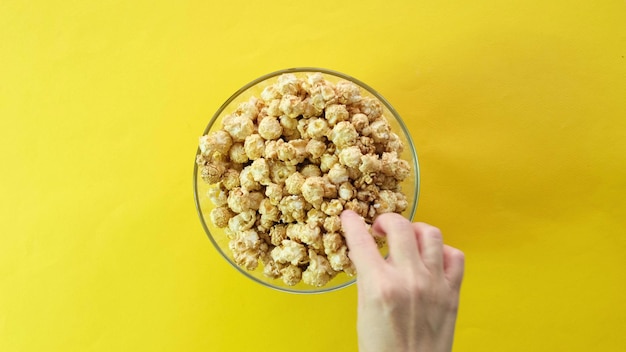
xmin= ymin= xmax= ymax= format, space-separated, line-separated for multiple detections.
xmin=341 ymin=210 xmax=465 ymax=352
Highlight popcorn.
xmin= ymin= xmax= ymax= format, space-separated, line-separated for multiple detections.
xmin=287 ymin=222 xmax=323 ymax=251
xmin=281 ymin=265 xmax=303 ymax=286
xmin=284 ymin=172 xmax=306 ymax=195
xmin=325 ymin=104 xmax=349 ymax=127
xmin=271 ymin=239 xmax=308 ymax=266
xmin=244 ymin=134 xmax=266 ymax=160
xmin=330 ymin=121 xmax=358 ymax=148
xmin=301 ymin=176 xmax=325 ymax=209
xmin=207 ymin=186 xmax=228 ymax=207
xmin=339 ymin=146 xmax=363 ymax=168
xmin=199 ymin=130 xmax=233 ymax=158
xmin=198 ymin=73 xmax=413 ymax=287
xmin=258 ymin=117 xmax=283 ymax=140
xmin=300 ymin=164 xmax=322 ymax=178
xmin=324 ymin=214 xmax=342 ymax=234
xmin=223 ymin=114 xmax=254 ymax=142
xmin=302 ymin=249 xmax=334 ymax=287
xmin=210 ymin=206 xmax=234 ymax=228
xmin=228 ymin=210 xmax=257 ymax=232
xmin=228 ymin=142 xmax=248 ymax=164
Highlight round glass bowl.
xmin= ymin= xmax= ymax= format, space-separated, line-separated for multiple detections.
xmin=193 ymin=67 xmax=420 ymax=293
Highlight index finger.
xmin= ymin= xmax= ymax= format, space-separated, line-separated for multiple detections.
xmin=340 ymin=210 xmax=385 ymax=273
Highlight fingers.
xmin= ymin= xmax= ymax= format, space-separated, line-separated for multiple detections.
xmin=443 ymin=245 xmax=465 ymax=290
xmin=412 ymin=223 xmax=444 ymax=273
xmin=372 ymin=213 xmax=420 ymax=266
xmin=341 ymin=210 xmax=385 ymax=273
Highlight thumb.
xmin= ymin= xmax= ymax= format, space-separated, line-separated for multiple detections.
xmin=341 ymin=210 xmax=384 ymax=273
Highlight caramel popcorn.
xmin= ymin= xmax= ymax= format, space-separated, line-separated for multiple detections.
xmin=198 ymin=72 xmax=413 ymax=287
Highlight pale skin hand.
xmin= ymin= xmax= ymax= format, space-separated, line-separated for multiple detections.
xmin=341 ymin=210 xmax=465 ymax=352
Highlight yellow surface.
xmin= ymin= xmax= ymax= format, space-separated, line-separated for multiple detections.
xmin=1 ymin=1 xmax=625 ymax=351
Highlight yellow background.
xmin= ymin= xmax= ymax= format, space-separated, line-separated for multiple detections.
xmin=1 ymin=0 xmax=625 ymax=351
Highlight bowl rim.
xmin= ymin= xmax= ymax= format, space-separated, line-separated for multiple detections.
xmin=193 ymin=67 xmax=420 ymax=294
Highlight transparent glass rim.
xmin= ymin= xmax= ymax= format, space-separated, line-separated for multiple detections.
xmin=193 ymin=67 xmax=420 ymax=294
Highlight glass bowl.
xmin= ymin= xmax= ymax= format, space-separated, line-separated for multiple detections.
xmin=193 ymin=67 xmax=420 ymax=293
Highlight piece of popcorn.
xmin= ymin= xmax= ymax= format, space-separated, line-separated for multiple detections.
xmin=239 ymin=165 xmax=261 ymax=191
xmin=306 ymin=117 xmax=330 ymax=139
xmin=381 ymin=152 xmax=410 ymax=180
xmin=264 ymin=140 xmax=279 ymax=160
xmin=261 ymin=85 xmax=281 ymax=101
xmin=281 ymin=265 xmax=303 ymax=286
xmin=330 ymin=121 xmax=358 ymax=148
xmin=262 ymin=257 xmax=286 ymax=279
xmin=207 ymin=186 xmax=228 ymax=206
xmin=267 ymin=99 xmax=281 ymax=117
xmin=275 ymin=139 xmax=298 ymax=165
xmin=374 ymin=173 xmax=399 ymax=191
xmin=386 ymin=132 xmax=404 ymax=153
xmin=320 ymin=153 xmax=339 ymax=173
xmin=244 ymin=134 xmax=266 ymax=160
xmin=199 ymin=130 xmax=233 ymax=158
xmin=271 ymin=239 xmax=308 ymax=265
xmin=321 ymin=199 xmax=343 ymax=216
xmin=301 ymin=176 xmax=325 ymax=209
xmin=284 ymin=172 xmax=305 ymax=195
xmin=223 ymin=113 xmax=254 ymax=142
xmin=265 ymin=182 xmax=284 ymax=205
xmin=359 ymin=97 xmax=383 ymax=121
xmin=228 ymin=142 xmax=248 ymax=164
xmin=307 ymin=72 xmax=324 ymax=86
xmin=374 ymin=190 xmax=398 ymax=214
xmin=248 ymin=191 xmax=264 ymax=210
xmin=356 ymin=136 xmax=376 ymax=155
xmin=269 ymin=224 xmax=288 ymax=246
xmin=229 ymin=229 xmax=264 ymax=271
xmin=220 ymin=168 xmax=241 ymax=190
xmin=344 ymin=198 xmax=369 ymax=218
xmin=307 ymin=208 xmax=327 ymax=227
xmin=338 ymin=146 xmax=363 ymax=168
xmin=325 ymin=104 xmax=349 ymax=127
xmin=322 ymin=176 xmax=338 ymax=198
xmin=249 ymin=158 xmax=271 ymax=185
xmin=302 ymin=249 xmax=334 ymax=287
xmin=288 ymin=139 xmax=309 ymax=164
xmin=287 ymin=222 xmax=323 ymax=251
xmin=257 ymin=116 xmax=282 ymax=141
xmin=359 ymin=154 xmax=381 ymax=174
xmin=351 ymin=113 xmax=369 ymax=133
xmin=269 ymin=160 xmax=297 ymax=184
xmin=338 ymin=182 xmax=356 ymax=201
xmin=300 ymin=164 xmax=322 ymax=178
xmin=369 ymin=117 xmax=391 ymax=144
xmin=236 ymin=99 xmax=260 ymax=120
xmin=279 ymin=115 xmax=300 ymax=139
xmin=395 ymin=192 xmax=408 ymax=213
xmin=335 ymin=80 xmax=362 ymax=105
xmin=279 ymin=94 xmax=304 ymax=118
xmin=302 ymin=96 xmax=324 ymax=118
xmin=327 ymin=163 xmax=349 ymax=185
xmin=278 ymin=195 xmax=307 ymax=223
xmin=346 ymin=166 xmax=362 ymax=181
xmin=323 ymin=215 xmax=342 ymax=233
xmin=276 ymin=73 xmax=300 ymax=96
xmin=210 ymin=206 xmax=234 ymax=228
xmin=201 ymin=163 xmax=226 ymax=184
xmin=327 ymin=245 xmax=352 ymax=272
xmin=227 ymin=187 xmax=251 ymax=213
xmin=356 ymin=184 xmax=379 ymax=202
xmin=322 ymin=231 xmax=344 ymax=254
xmin=228 ymin=210 xmax=257 ymax=233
